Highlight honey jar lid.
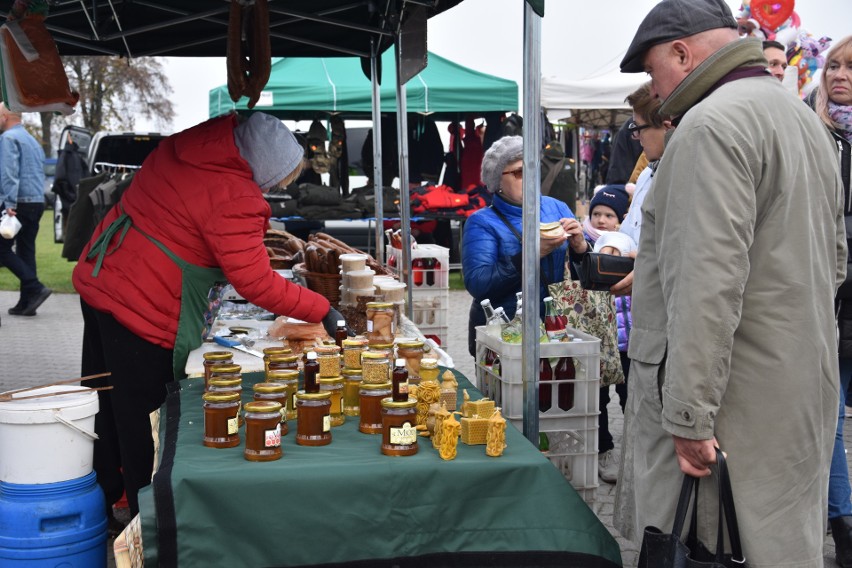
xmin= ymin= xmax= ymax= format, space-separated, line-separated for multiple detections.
xmin=267 ymin=353 xmax=299 ymax=363
xmin=341 ymin=368 xmax=363 ymax=377
xmin=262 ymin=346 xmax=292 ymax=355
xmin=369 ymin=343 xmax=394 ymax=350
xmin=203 ymin=351 xmax=233 ymax=361
xmin=244 ymin=401 xmax=282 ymax=413
xmin=209 ymin=377 xmax=242 ymax=388
xmin=315 ymin=345 xmax=341 ymax=355
xmin=366 ymin=301 xmax=394 ymax=309
xmin=295 ymin=390 xmax=332 ymax=400
xmin=202 ymin=391 xmax=241 ymax=403
xmin=208 ymin=363 xmax=242 ymax=374
xmin=267 ymin=369 xmax=299 ymax=381
xmin=253 ymin=382 xmax=287 ymax=393
xmin=342 ymin=337 xmax=368 ymax=348
xmin=396 ymin=339 xmax=425 ymax=348
xmin=362 ymin=351 xmax=390 ymax=361
xmin=380 ymin=397 xmax=417 ymax=409
xmin=318 ymin=376 xmax=344 ymax=385
xmin=359 ymin=382 xmax=392 ymax=390
xmin=420 ymin=358 xmax=438 ymax=369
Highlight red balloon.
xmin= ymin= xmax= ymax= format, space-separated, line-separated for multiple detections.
xmin=750 ymin=0 xmax=795 ymax=32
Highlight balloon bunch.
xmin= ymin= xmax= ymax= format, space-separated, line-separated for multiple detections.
xmin=788 ymin=32 xmax=832 ymax=93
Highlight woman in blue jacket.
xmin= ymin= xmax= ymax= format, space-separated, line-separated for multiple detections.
xmin=462 ymin=135 xmax=588 ymax=356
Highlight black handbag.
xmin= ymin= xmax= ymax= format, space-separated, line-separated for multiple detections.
xmin=579 ymin=252 xmax=634 ymax=291
xmin=638 ymin=449 xmax=746 ymax=568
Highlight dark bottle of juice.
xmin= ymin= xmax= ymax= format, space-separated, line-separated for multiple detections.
xmin=539 ymin=357 xmax=553 ymax=412
xmin=424 ymin=257 xmax=436 ymax=286
xmin=304 ymin=351 xmax=319 ymax=394
xmin=554 ymin=356 xmax=575 ymax=411
xmin=484 ymin=348 xmax=496 ymax=367
xmin=391 ymin=358 xmax=409 ymax=402
xmin=412 ymin=258 xmax=425 ymax=286
xmin=334 ymin=319 xmax=347 ymax=349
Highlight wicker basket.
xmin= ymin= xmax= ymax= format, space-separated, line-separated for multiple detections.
xmin=293 ymin=263 xmax=341 ymax=307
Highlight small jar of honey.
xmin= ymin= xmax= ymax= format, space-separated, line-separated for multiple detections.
xmin=203 ymin=351 xmax=233 ymax=389
xmin=266 ymin=369 xmax=299 ymax=421
xmin=208 ymin=375 xmax=243 ymax=427
xmin=318 ymin=376 xmax=345 ymax=427
xmin=315 ymin=345 xmax=342 ymax=378
xmin=362 ymin=351 xmax=390 ymax=384
xmin=342 ymin=337 xmax=368 ymax=369
xmin=253 ymin=382 xmax=289 ymax=436
xmin=206 ymin=362 xmax=241 ymax=392
xmin=266 ymin=353 xmax=299 ymax=378
xmin=358 ymin=382 xmax=391 ymax=434
xmin=295 ymin=391 xmax=332 ymax=446
xmin=202 ymin=391 xmax=241 ymax=448
xmin=396 ymin=340 xmax=425 ymax=383
xmin=243 ymin=401 xmax=282 ymax=461
xmin=419 ymin=358 xmax=439 ymax=383
xmin=381 ymin=398 xmax=418 ymax=456
xmin=341 ymin=368 xmax=362 ymax=416
xmin=262 ymin=346 xmax=292 ymax=374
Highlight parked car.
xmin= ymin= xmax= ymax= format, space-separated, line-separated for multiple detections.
xmin=52 ymin=126 xmax=165 ymax=243
xmin=43 ymin=157 xmax=57 ymax=208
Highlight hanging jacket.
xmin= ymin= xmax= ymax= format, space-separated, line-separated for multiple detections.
xmin=73 ymin=114 xmax=330 ymax=350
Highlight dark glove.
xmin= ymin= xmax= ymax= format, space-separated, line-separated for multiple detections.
xmin=321 ymin=306 xmax=352 ymax=338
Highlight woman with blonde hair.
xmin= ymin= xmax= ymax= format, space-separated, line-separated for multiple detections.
xmin=812 ymin=34 xmax=852 ymax=568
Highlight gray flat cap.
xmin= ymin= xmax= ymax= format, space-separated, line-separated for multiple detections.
xmin=620 ymin=0 xmax=737 ymax=73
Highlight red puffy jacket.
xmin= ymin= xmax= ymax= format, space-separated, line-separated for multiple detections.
xmin=73 ymin=114 xmax=330 ymax=349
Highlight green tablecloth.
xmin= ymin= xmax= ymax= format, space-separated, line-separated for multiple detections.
xmin=139 ymin=369 xmax=622 ymax=567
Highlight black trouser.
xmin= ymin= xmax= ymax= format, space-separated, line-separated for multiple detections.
xmin=80 ymin=299 xmax=173 ymax=516
xmin=598 ymin=351 xmax=630 ymax=453
xmin=0 ymin=202 xmax=44 ymax=303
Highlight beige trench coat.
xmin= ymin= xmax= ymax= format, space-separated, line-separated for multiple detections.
xmin=614 ymin=40 xmax=846 ymax=568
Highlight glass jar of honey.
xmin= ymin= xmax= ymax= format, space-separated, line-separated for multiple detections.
xmin=266 ymin=353 xmax=299 ymax=379
xmin=341 ymin=368 xmax=362 ymax=416
xmin=206 ymin=362 xmax=241 ymax=392
xmin=396 ymin=340 xmax=425 ymax=384
xmin=243 ymin=401 xmax=282 ymax=462
xmin=202 ymin=391 xmax=241 ymax=448
xmin=253 ymin=382 xmax=289 ymax=436
xmin=266 ymin=369 xmax=299 ymax=421
xmin=365 ymin=302 xmax=395 ymax=345
xmin=358 ymin=382 xmax=391 ymax=434
xmin=362 ymin=350 xmax=390 ymax=384
xmin=318 ymin=376 xmax=345 ymax=426
xmin=315 ymin=345 xmax=342 ymax=378
xmin=262 ymin=346 xmax=292 ymax=374
xmin=381 ymin=398 xmax=418 ymax=456
xmin=295 ymin=391 xmax=332 ymax=446
xmin=419 ymin=358 xmax=439 ymax=383
xmin=203 ymin=351 xmax=233 ymax=389
xmin=342 ymin=337 xmax=368 ymax=369
xmin=208 ymin=375 xmax=243 ymax=427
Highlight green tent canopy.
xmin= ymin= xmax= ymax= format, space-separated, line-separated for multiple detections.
xmin=208 ymin=50 xmax=518 ymax=121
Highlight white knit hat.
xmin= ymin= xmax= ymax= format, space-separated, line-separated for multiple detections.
xmin=480 ymin=135 xmax=523 ymax=193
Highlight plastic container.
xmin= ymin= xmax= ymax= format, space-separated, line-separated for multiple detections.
xmin=376 ymin=280 xmax=406 ymax=302
xmin=0 ymin=471 xmax=107 ymax=567
xmin=340 ymin=286 xmax=377 ymax=306
xmin=339 ymin=253 xmax=368 ymax=272
xmin=342 ymin=268 xmax=375 ymax=290
xmin=0 ymin=386 xmax=99 ymax=484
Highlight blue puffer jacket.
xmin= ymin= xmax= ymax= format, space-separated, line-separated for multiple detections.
xmin=616 ymin=295 xmax=632 ymax=353
xmin=462 ymin=194 xmax=575 ymax=356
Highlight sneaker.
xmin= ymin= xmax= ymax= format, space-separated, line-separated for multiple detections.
xmin=20 ymin=287 xmax=52 ymax=316
xmin=8 ymin=297 xmax=26 ymax=315
xmin=598 ymin=449 xmax=619 ymax=484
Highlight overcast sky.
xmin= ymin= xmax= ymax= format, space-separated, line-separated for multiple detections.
xmin=149 ymin=0 xmax=852 ymax=133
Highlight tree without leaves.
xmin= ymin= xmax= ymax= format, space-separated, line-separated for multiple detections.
xmin=31 ymin=56 xmax=175 ymax=156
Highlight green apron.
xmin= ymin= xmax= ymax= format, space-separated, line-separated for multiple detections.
xmin=87 ymin=207 xmax=226 ymax=380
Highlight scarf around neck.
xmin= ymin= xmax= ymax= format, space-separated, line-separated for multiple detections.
xmin=582 ymin=217 xmax=602 ymax=243
xmin=829 ymin=101 xmax=852 ymax=143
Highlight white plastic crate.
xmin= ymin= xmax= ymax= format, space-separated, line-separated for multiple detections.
xmin=417 ymin=325 xmax=448 ymax=347
xmin=474 ymin=326 xmax=600 ymax=431
xmin=385 ymin=244 xmax=450 ymax=289
xmin=543 ymin=428 xmax=599 ymax=505
xmin=410 ymin=288 xmax=448 ymax=328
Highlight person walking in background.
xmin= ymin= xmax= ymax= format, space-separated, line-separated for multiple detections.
xmin=615 ymin=1 xmax=845 ymax=566
xmin=811 ymin=35 xmax=852 ymax=568
xmin=0 ymin=103 xmax=50 ymax=318
xmin=763 ymin=39 xmax=788 ymax=81
xmin=461 ymin=135 xmax=587 ymax=358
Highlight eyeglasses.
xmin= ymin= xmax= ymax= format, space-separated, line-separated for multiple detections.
xmin=502 ymin=167 xmax=523 ymax=180
xmin=628 ymin=121 xmax=652 ymax=140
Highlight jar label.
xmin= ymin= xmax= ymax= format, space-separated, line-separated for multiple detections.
xmin=280 ymin=409 xmax=287 ymax=423
xmin=227 ymin=417 xmax=238 ymax=435
xmin=266 ymin=425 xmax=281 ymax=448
xmin=390 ymin=421 xmax=417 ymax=445
xmin=366 ymin=320 xmax=374 ymax=332
xmin=400 ymin=382 xmax=409 ymax=394
xmin=323 ymin=414 xmax=331 ymax=432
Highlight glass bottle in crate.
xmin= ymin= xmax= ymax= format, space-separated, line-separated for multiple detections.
xmin=539 ymin=357 xmax=553 ymax=412
xmin=424 ymin=257 xmax=436 ymax=286
xmin=412 ymin=257 xmax=425 ymax=287
xmin=554 ymin=356 xmax=575 ymax=411
xmin=501 ymin=297 xmax=523 ymax=344
xmin=543 ymin=296 xmax=568 ymax=342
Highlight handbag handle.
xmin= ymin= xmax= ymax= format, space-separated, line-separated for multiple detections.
xmin=715 ymin=448 xmax=745 ymax=564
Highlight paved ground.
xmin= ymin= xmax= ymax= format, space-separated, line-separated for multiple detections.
xmin=0 ymin=288 xmax=844 ymax=567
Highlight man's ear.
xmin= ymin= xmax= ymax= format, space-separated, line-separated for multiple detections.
xmin=671 ymin=40 xmax=692 ymax=70
xmin=662 ymin=119 xmax=674 ymax=131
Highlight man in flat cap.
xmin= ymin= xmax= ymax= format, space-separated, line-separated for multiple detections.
xmin=614 ymin=0 xmax=846 ymax=565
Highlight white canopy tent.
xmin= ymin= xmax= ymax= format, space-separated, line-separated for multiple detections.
xmin=540 ymin=68 xmax=646 ymax=128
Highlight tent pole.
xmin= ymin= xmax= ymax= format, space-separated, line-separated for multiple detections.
xmin=394 ymin=40 xmax=414 ymax=320
xmin=371 ymin=39 xmax=384 ymax=264
xmin=521 ymin=1 xmax=542 ymax=447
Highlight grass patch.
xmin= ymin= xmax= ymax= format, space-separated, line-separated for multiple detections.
xmin=0 ymin=210 xmax=76 ymax=293
xmin=449 ymin=270 xmax=464 ymax=291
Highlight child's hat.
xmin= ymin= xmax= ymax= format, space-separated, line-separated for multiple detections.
xmin=589 ymin=185 xmax=630 ymax=220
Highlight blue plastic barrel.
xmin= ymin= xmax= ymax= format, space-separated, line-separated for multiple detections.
xmin=0 ymin=471 xmax=107 ymax=567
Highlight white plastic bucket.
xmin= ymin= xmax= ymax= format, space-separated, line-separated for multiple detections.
xmin=0 ymin=386 xmax=99 ymax=484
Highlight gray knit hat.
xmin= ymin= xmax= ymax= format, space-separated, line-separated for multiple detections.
xmin=233 ymin=112 xmax=303 ymax=190
xmin=481 ymin=135 xmax=523 ymax=193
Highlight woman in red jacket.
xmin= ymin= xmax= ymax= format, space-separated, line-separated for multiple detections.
xmin=73 ymin=112 xmax=344 ymax=521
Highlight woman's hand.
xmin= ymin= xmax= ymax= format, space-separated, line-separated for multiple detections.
xmin=560 ymin=218 xmax=588 ymax=253
xmin=540 ymin=232 xmax=567 ymax=258
xmin=610 ymin=270 xmax=633 ymax=296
